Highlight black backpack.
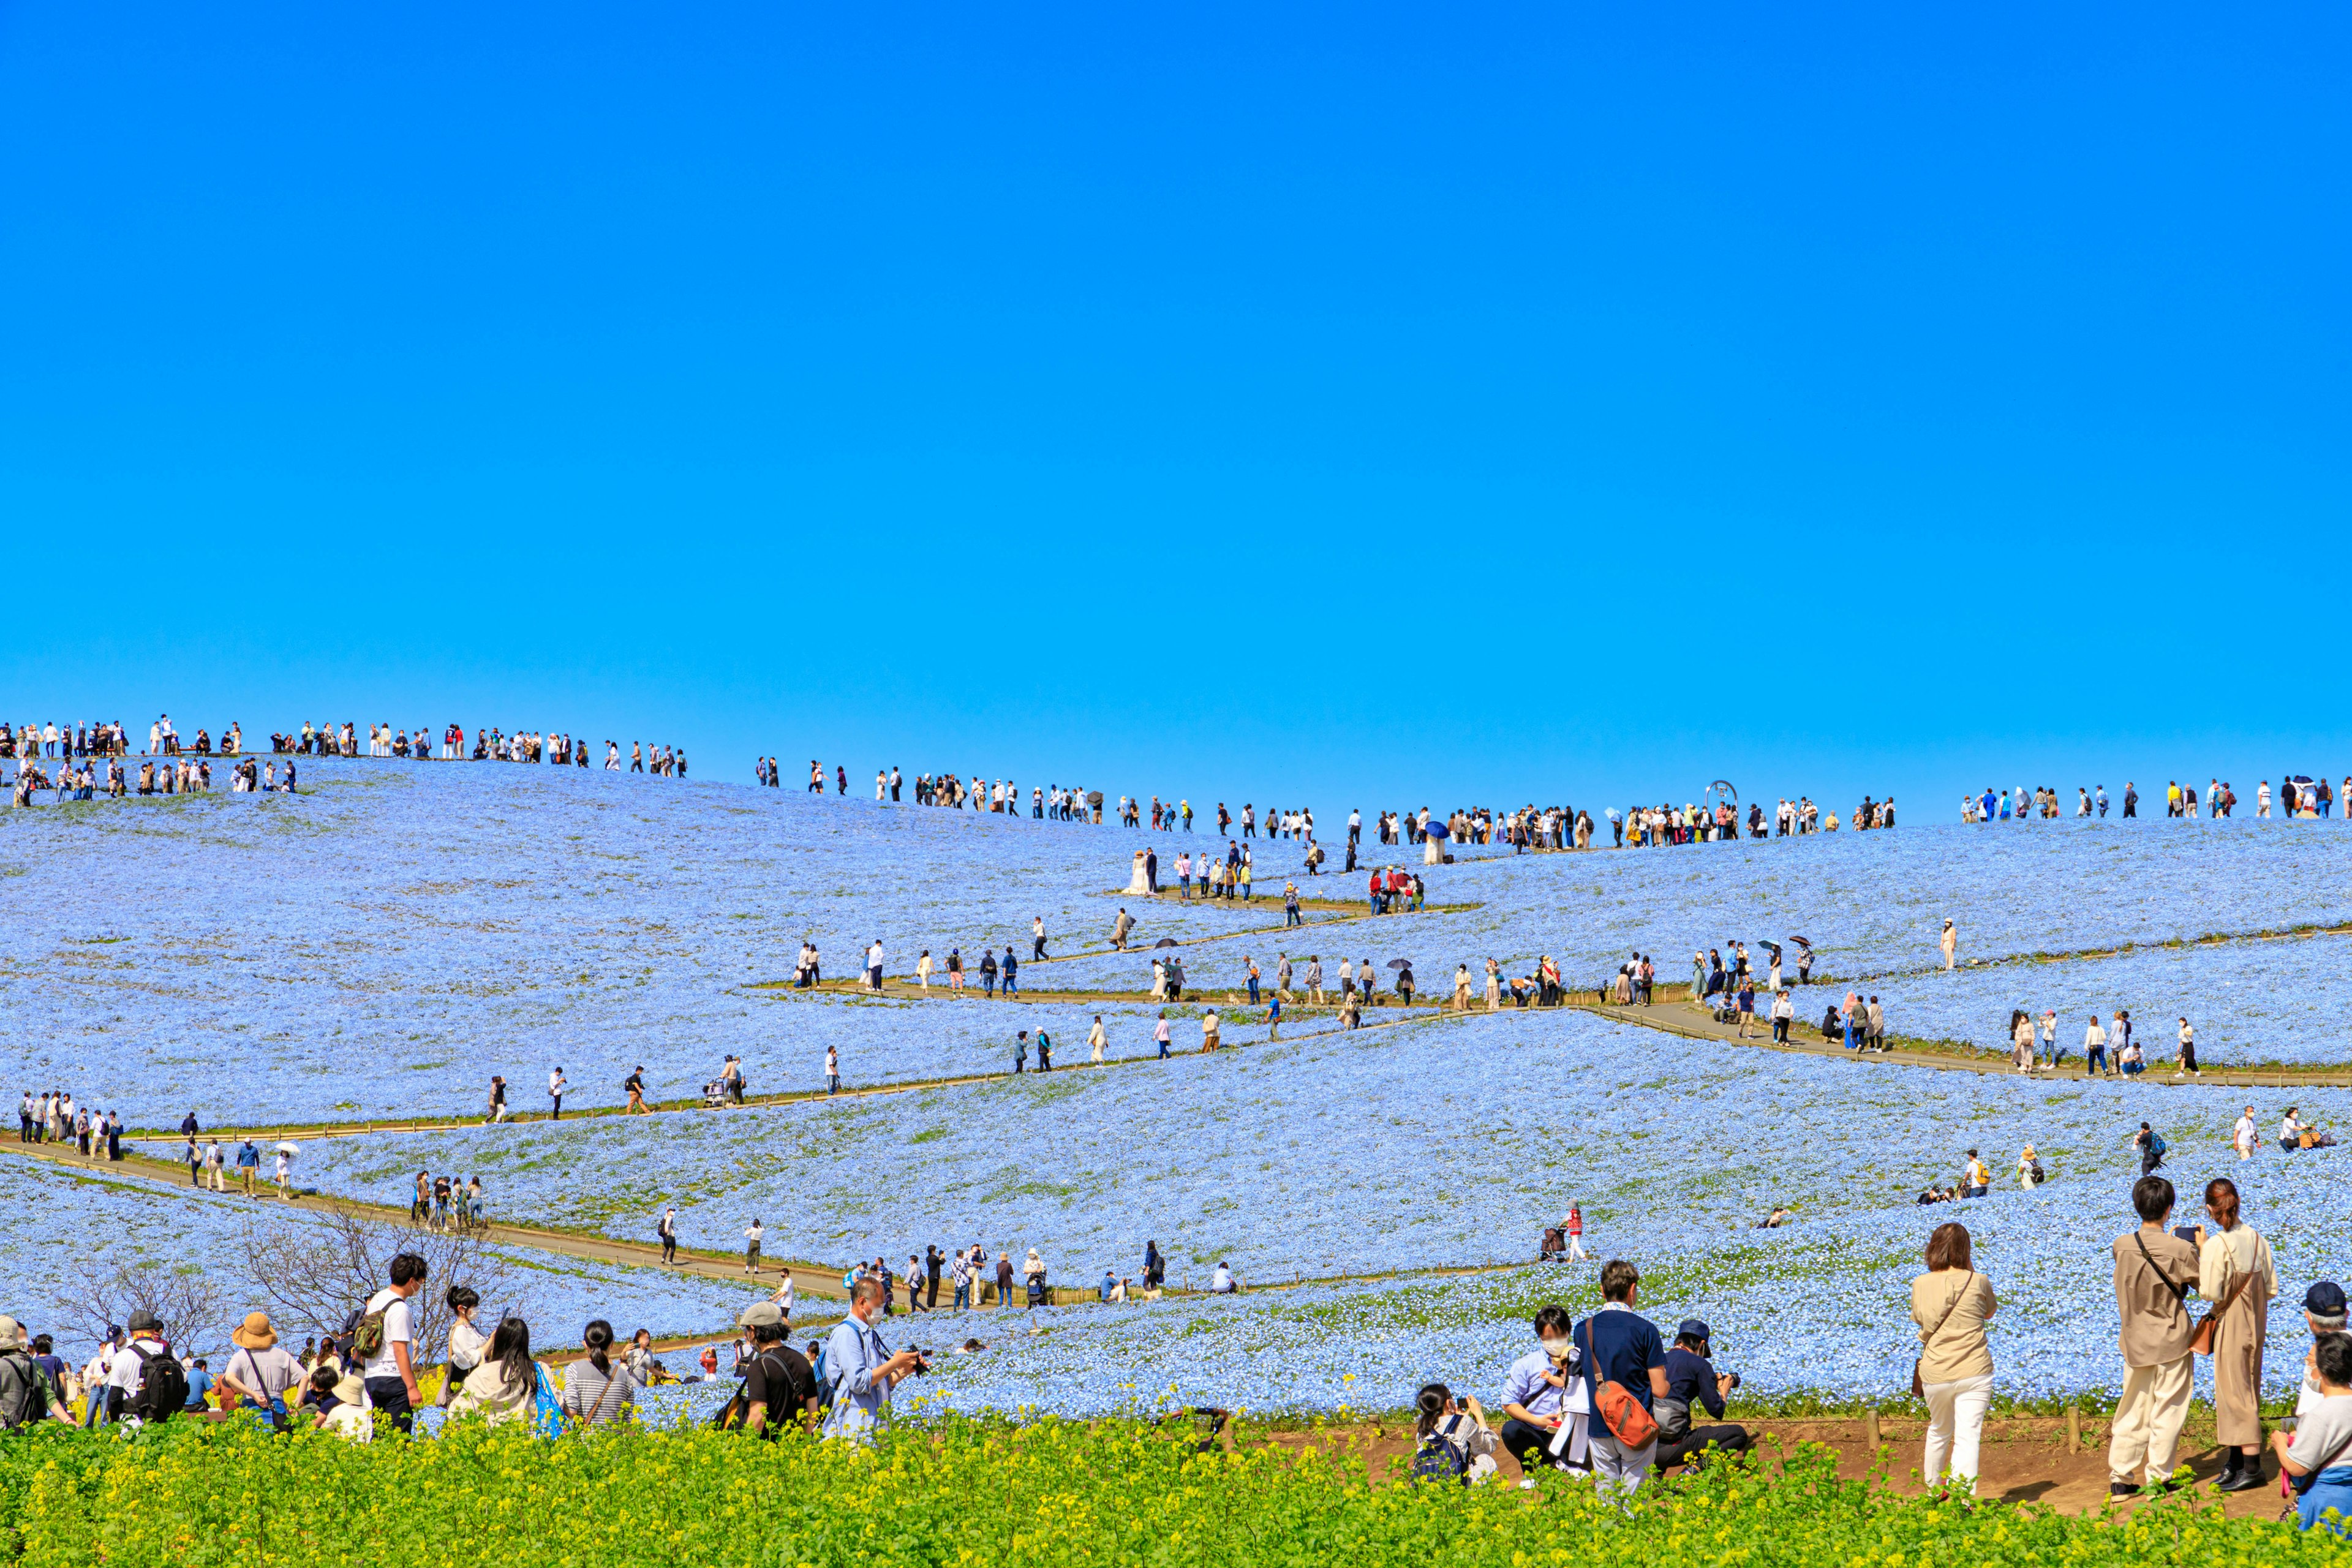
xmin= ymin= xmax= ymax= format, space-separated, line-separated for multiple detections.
xmin=127 ymin=1344 xmax=188 ymax=1424
xmin=1411 ymin=1416 xmax=1471 ymax=1485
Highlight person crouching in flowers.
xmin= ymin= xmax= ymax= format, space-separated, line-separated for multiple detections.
xmin=2276 ymin=1333 xmax=2352 ymax=1532
xmin=1498 ymin=1303 xmax=1589 ymax=1482
xmin=1412 ymin=1382 xmax=1500 ymax=1484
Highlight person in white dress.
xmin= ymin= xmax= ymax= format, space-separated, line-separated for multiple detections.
xmin=1087 ymin=1016 xmax=1107 ymax=1065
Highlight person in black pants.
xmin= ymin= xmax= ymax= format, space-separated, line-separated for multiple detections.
xmin=1497 ymin=1304 xmax=1591 ymax=1479
xmin=925 ymin=1246 xmax=942 ymax=1310
xmin=1651 ymin=1321 xmax=1752 ymax=1472
xmin=658 ymin=1207 xmax=678 ymax=1265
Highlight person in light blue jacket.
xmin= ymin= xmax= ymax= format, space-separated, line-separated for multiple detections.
xmin=821 ymin=1279 xmax=922 ymax=1441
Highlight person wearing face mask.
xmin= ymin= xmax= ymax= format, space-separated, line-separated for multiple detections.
xmin=1498 ymin=1305 xmax=1591 ymax=1482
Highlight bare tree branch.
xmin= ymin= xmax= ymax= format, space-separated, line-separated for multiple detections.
xmin=51 ymin=1260 xmax=228 ymax=1361
xmin=233 ymin=1208 xmax=533 ymax=1370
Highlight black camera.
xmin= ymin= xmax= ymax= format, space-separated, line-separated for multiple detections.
xmin=1724 ymin=1370 xmax=1741 ymax=1390
xmin=907 ymin=1348 xmax=932 ymax=1376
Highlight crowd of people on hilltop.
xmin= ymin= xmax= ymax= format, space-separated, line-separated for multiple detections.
xmin=0 ymin=714 xmax=698 ymax=805
xmin=1972 ymin=777 xmax=2352 ymax=822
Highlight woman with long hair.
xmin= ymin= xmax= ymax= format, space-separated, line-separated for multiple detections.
xmin=2200 ymin=1178 xmax=2279 ymax=1491
xmin=1413 ymin=1381 xmax=1499 ymax=1483
xmin=447 ymin=1316 xmax=539 ymax=1427
xmin=559 ymin=1319 xmax=636 ymax=1428
xmin=1910 ymin=1221 xmax=1997 ymax=1492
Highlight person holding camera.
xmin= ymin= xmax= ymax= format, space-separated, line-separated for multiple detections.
xmin=819 ymin=1277 xmax=925 ymax=1441
xmin=722 ymin=1302 xmax=816 ymax=1437
xmin=1651 ymin=1320 xmax=1751 ymax=1472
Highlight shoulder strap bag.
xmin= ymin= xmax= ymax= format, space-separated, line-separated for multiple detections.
xmin=1911 ymin=1272 xmax=1973 ymax=1398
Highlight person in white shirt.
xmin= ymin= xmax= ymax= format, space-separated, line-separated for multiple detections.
xmin=1210 ymin=1262 xmax=1237 ymax=1294
xmin=273 ymin=1147 xmax=295 ymax=1199
xmin=1087 ymin=1016 xmax=1107 ymax=1065
xmin=2283 ymin=1109 xmax=2310 ymax=1152
xmin=915 ymin=951 xmax=932 ymax=989
xmin=358 ymin=1253 xmax=428 ymax=1433
xmin=548 ymin=1067 xmax=566 ymax=1121
xmin=2236 ymin=1107 xmax=2259 ymax=1161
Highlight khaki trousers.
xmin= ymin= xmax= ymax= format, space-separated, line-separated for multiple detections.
xmin=2108 ymin=1355 xmax=2193 ymax=1486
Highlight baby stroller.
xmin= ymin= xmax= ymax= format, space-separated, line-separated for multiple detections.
xmin=1540 ymin=1226 xmax=1567 ymax=1262
xmin=701 ymin=1080 xmax=730 ymax=1109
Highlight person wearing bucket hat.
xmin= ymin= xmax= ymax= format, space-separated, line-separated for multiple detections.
xmin=318 ymin=1371 xmax=373 ymax=1442
xmin=220 ymin=1311 xmax=303 ymax=1427
xmin=0 ymin=1316 xmax=66 ymax=1428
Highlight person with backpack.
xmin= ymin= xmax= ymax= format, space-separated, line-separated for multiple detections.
xmin=819 ymin=1278 xmax=924 ymax=1441
xmin=2136 ymin=1123 xmax=2167 ymax=1175
xmin=1411 ymin=1382 xmax=1499 ymax=1485
xmin=102 ymin=1310 xmax=187 ymax=1427
xmin=353 ymin=1252 xmax=428 ymax=1434
xmin=0 ymin=1316 xmax=66 ymax=1428
xmin=1574 ymin=1261 xmax=1668 ymax=1495
xmin=717 ymin=1302 xmax=816 ymax=1436
xmin=219 ymin=1311 xmax=304 ymax=1429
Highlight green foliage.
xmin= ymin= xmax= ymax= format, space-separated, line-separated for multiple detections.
xmin=0 ymin=1415 xmax=2339 ymax=1567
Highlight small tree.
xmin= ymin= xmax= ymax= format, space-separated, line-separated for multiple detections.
xmin=236 ymin=1207 xmax=532 ymax=1371
xmin=52 ymin=1259 xmax=228 ymax=1360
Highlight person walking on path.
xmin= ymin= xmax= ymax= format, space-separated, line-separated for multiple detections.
xmin=2199 ymin=1176 xmax=2279 ymax=1491
xmin=1264 ymin=993 xmax=1281 ymax=1040
xmin=1087 ymin=1016 xmax=1107 ymax=1065
xmin=1154 ymin=1011 xmax=1171 ymax=1059
xmin=548 ymin=1067 xmax=566 ymax=1121
xmin=1112 ymin=908 xmax=1134 ymax=951
xmin=2108 ymin=1174 xmax=2201 ymax=1496
xmin=1565 ymin=1205 xmax=1588 ymax=1261
xmin=916 ymin=950 xmax=932 ymax=989
xmin=2084 ymin=1014 xmax=2109 ymax=1077
xmin=1911 ymin=1221 xmax=1997 ymax=1493
xmin=1031 ymin=916 xmax=1048 ymax=961
xmin=1001 ymin=946 xmax=1019 ymax=998
xmin=1940 ymin=920 xmax=1957 ymax=970
xmin=1012 ymin=1031 xmax=1028 ymax=1074
xmin=994 ymin=1251 xmax=1015 ymax=1309
xmin=979 ymin=949 xmax=998 ymax=998
xmin=1735 ymin=979 xmax=1757 ymax=1039
xmin=825 ymin=1046 xmax=840 ymax=1096
xmin=1200 ymin=1008 xmax=1221 ymax=1050
xmin=1770 ymin=989 xmax=1793 ymax=1043
xmin=1035 ymin=1030 xmax=1052 ymax=1071
xmin=1453 ymin=965 xmax=1473 ymax=1011
xmin=743 ymin=1219 xmax=765 ymax=1275
xmin=658 ymin=1206 xmax=678 ymax=1265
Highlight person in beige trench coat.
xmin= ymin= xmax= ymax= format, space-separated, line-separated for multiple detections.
xmin=2198 ymin=1176 xmax=2279 ymax=1491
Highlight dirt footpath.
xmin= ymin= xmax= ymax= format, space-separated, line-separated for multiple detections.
xmin=1265 ymin=1415 xmax=2290 ymax=1517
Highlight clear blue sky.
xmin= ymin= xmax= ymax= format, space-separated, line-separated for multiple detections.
xmin=2 ymin=3 xmax=2344 ymax=813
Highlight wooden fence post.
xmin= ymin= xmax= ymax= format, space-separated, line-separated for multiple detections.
xmin=1865 ymin=1405 xmax=1881 ymax=1448
xmin=2067 ymin=1404 xmax=2081 ymax=1455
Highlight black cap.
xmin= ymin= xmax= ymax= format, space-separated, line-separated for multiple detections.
xmin=2307 ymin=1282 xmax=2347 ymax=1317
xmin=1676 ymin=1319 xmax=1711 ymax=1342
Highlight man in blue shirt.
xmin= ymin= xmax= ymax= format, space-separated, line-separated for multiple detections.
xmin=1499 ymin=1304 xmax=1590 ymax=1479
xmin=820 ymin=1278 xmax=922 ymax=1442
xmin=182 ymin=1357 xmax=214 ymax=1412
xmin=236 ymin=1139 xmax=262 ymax=1196
xmin=1576 ymin=1259 xmax=1668 ymax=1494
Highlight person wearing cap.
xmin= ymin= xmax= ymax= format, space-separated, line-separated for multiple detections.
xmin=819 ymin=1277 xmax=922 ymax=1441
xmin=2107 ymin=1175 xmax=2202 ymax=1495
xmin=2300 ymin=1283 xmax=2350 ymax=1418
xmin=1653 ymin=1320 xmax=1751 ymax=1472
xmin=219 ymin=1311 xmax=304 ymax=1427
xmin=0 ymin=1316 xmax=66 ymax=1428
xmin=726 ymin=1301 xmax=816 ymax=1437
xmin=102 ymin=1310 xmax=171 ymax=1424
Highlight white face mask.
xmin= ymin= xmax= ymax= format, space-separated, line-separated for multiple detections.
xmin=1539 ymin=1337 xmax=1569 ymax=1361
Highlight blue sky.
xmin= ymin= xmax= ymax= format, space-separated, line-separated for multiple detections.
xmin=1 ymin=3 xmax=2344 ymax=815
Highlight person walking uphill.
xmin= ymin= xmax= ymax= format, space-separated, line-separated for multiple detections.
xmin=2108 ymin=1175 xmax=2201 ymax=1495
xmin=2201 ymin=1176 xmax=2280 ymax=1491
xmin=1911 ymin=1221 xmax=1997 ymax=1493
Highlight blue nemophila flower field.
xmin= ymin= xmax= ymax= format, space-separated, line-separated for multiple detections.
xmin=1870 ymin=930 xmax=2352 ymax=1066
xmin=11 ymin=760 xmax=2352 ymax=1412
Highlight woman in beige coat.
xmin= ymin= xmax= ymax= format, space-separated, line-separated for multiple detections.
xmin=2199 ymin=1177 xmax=2278 ymax=1491
xmin=1910 ymin=1220 xmax=1998 ymax=1490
